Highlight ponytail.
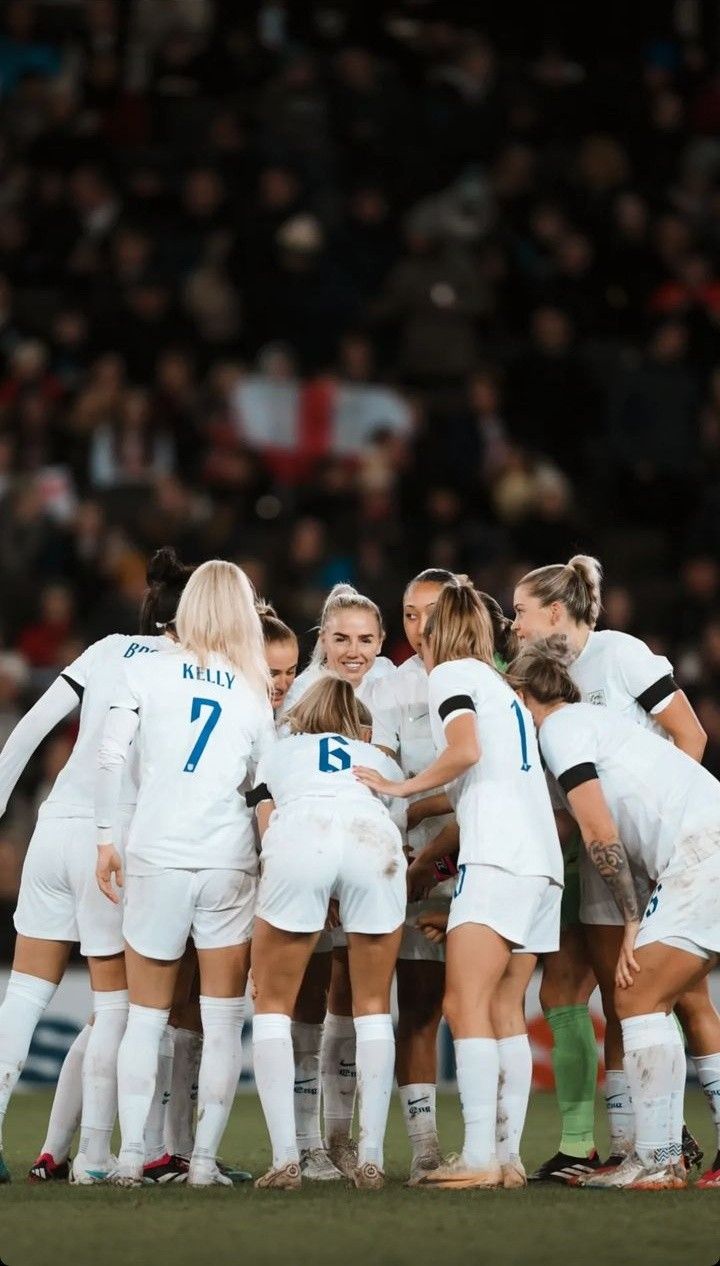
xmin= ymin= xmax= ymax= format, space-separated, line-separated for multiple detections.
xmin=424 ymin=578 xmax=495 ymax=667
xmin=139 ymin=546 xmax=195 ymax=634
xmin=517 ymin=554 xmax=603 ymax=629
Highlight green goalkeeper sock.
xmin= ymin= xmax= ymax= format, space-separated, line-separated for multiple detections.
xmin=546 ymin=1004 xmax=598 ymax=1157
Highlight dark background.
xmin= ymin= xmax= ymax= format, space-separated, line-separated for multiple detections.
xmin=2 ymin=0 xmax=720 ymax=954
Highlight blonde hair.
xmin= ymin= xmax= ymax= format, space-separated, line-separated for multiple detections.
xmin=311 ymin=583 xmax=385 ymax=665
xmin=507 ymin=636 xmax=581 ymax=704
xmin=425 ymin=579 xmax=495 ymax=667
xmin=517 ymin=554 xmax=603 ymax=628
xmin=175 ymin=559 xmax=270 ymax=697
xmin=284 ymin=672 xmax=372 ymax=741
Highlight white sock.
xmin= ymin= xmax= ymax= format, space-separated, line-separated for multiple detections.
xmin=354 ymin=1013 xmax=394 ymax=1169
xmin=621 ymin=1012 xmax=676 ymax=1168
xmin=604 ymin=1069 xmax=634 ymax=1157
xmin=665 ymin=1014 xmax=686 ymax=1165
xmin=0 ymin=971 xmax=56 ymax=1148
xmin=291 ymin=1021 xmax=323 ymax=1151
xmin=40 ymin=1022 xmax=91 ymax=1162
xmin=495 ymin=1034 xmax=532 ymax=1163
xmin=80 ymin=990 xmax=129 ymax=1168
xmin=144 ymin=1026 xmax=174 ymax=1163
xmin=254 ymin=1012 xmax=299 ymax=1168
xmin=191 ymin=996 xmax=244 ymax=1172
xmin=321 ymin=1012 xmax=356 ymax=1146
xmin=399 ymin=1084 xmax=438 ymax=1158
xmin=164 ymin=1027 xmax=202 ymax=1157
xmin=454 ymin=1037 xmax=499 ymax=1170
xmin=694 ymin=1049 xmax=720 ymax=1153
xmin=116 ymin=1003 xmax=169 ymax=1171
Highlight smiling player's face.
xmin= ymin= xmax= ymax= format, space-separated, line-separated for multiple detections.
xmin=321 ymin=610 xmax=382 ymax=686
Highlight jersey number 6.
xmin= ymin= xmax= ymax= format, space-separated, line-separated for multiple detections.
xmin=318 ymin=734 xmax=351 ymax=773
xmin=183 ymin=696 xmax=222 ymax=773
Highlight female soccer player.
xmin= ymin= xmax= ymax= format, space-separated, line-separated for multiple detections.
xmin=376 ymin=584 xmax=530 ymax=1184
xmin=281 ymin=583 xmax=396 ymax=1178
xmin=511 ymin=640 xmax=720 ymax=1189
xmin=369 ymin=569 xmax=457 ymax=1183
xmin=258 ymin=602 xmax=299 ymax=713
xmin=95 ymin=560 xmax=275 ymax=1187
xmin=0 ymin=546 xmax=192 ymax=1185
xmin=512 ymin=555 xmax=713 ymax=1183
xmin=249 ymin=675 xmax=407 ymax=1190
xmin=355 ymin=579 xmax=563 ymax=1189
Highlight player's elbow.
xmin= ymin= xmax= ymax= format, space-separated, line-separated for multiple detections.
xmin=687 ymin=719 xmax=707 ymax=762
xmin=453 ymin=736 xmax=480 ymax=771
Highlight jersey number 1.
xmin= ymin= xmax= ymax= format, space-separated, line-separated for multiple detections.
xmin=510 ymin=700 xmax=532 ymax=772
xmin=183 ymin=697 xmax=222 ymax=773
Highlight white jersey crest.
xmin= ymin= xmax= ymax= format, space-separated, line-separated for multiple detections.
xmin=569 ymin=630 xmax=676 ymax=736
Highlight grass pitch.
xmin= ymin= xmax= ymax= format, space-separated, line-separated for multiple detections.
xmin=1 ymin=1091 xmax=718 ymax=1266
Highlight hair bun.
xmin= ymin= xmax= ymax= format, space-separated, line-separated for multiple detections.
xmin=146 ymin=546 xmax=185 ymax=587
xmin=255 ymin=598 xmax=278 ymax=618
xmin=326 ymin=583 xmax=359 ymax=599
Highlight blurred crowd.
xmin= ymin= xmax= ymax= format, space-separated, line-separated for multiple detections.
xmin=2 ymin=0 xmax=720 ymax=925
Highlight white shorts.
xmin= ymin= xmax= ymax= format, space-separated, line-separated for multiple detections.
xmin=636 ymin=854 xmax=720 ymax=961
xmin=399 ymin=897 xmax=449 ymax=963
xmin=14 ymin=813 xmax=130 ymax=957
xmin=579 ymin=849 xmax=652 ymax=926
xmin=446 ymin=863 xmax=561 ymax=953
xmin=123 ymin=866 xmax=256 ymax=960
xmin=257 ymin=807 xmax=406 ymax=935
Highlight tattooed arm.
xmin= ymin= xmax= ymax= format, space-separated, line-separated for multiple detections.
xmin=567 ymin=780 xmax=642 ymax=986
xmin=586 ymin=838 xmax=641 ymax=924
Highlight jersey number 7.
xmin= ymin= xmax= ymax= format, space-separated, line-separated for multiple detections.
xmin=183 ymin=696 xmax=222 ymax=773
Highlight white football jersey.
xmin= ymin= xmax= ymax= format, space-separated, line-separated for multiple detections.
xmin=110 ymin=645 xmax=276 ymax=872
xmin=569 ymin=630 xmax=676 ymax=736
xmin=367 ymin=653 xmax=455 ymax=881
xmin=280 ymin=655 xmax=396 ymax=722
xmin=428 ymin=658 xmax=562 ymax=882
xmin=253 ymin=731 xmax=407 ymax=833
xmin=370 ymin=654 xmax=434 ymax=775
xmin=539 ymin=701 xmax=720 ymax=881
xmin=42 ymin=634 xmax=166 ymax=819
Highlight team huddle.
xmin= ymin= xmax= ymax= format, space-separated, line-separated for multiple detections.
xmin=1 ymin=548 xmax=720 ymax=1192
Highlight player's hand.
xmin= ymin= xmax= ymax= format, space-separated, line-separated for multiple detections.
xmin=353 ymin=767 xmax=409 ymax=797
xmin=417 ymin=911 xmax=448 ymax=945
xmin=615 ymin=921 xmax=641 ymax=988
xmin=407 ymin=855 xmax=436 ymax=901
xmin=96 ymin=844 xmax=124 ymax=904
